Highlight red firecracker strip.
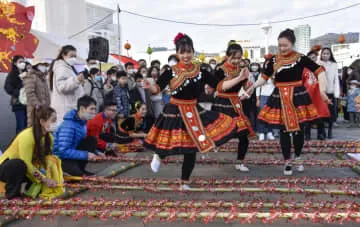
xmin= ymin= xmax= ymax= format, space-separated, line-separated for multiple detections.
xmin=0 ymin=208 xmax=359 ymax=224
xmin=60 ymin=184 xmax=360 ymax=197
xmin=92 ymin=156 xmax=360 ymax=168
xmin=1 ymin=198 xmax=358 ymax=211
xmin=63 ymin=176 xmax=360 ymax=186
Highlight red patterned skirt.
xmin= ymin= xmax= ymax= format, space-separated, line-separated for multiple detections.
xmin=144 ymin=98 xmax=238 ymax=156
xmin=212 ymin=92 xmax=255 ymax=138
xmin=258 ymin=83 xmax=319 ymax=132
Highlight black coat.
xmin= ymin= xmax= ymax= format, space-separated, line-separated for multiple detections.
xmin=4 ymin=68 xmax=26 ymax=112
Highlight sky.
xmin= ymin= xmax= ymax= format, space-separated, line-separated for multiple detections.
xmin=88 ymin=0 xmax=360 ymax=53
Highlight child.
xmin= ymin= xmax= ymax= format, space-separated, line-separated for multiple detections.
xmin=113 ymin=71 xmax=130 ymax=118
xmin=347 ymin=80 xmax=360 ymax=127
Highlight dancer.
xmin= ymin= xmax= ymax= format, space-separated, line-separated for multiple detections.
xmin=247 ymin=29 xmax=330 ymax=176
xmin=303 ymin=47 xmax=330 ymax=140
xmin=212 ymin=42 xmax=255 ymax=172
xmin=143 ymin=33 xmax=242 ymax=189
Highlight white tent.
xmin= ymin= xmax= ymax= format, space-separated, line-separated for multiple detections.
xmin=31 ymin=29 xmax=89 ymax=62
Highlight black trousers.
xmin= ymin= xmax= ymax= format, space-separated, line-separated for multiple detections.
xmin=237 ymin=135 xmax=249 ymax=160
xmin=61 ymin=136 xmax=98 ymax=176
xmin=304 ymin=121 xmax=325 ymax=139
xmin=280 ymin=129 xmax=304 ymax=160
xmin=160 ymin=153 xmax=196 ymax=181
xmin=0 ymin=159 xmax=27 ymax=199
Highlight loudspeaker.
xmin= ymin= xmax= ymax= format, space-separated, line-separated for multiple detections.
xmin=88 ymin=37 xmax=109 ymax=62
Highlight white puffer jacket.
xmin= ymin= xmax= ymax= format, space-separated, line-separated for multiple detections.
xmin=51 ymin=59 xmax=84 ymax=126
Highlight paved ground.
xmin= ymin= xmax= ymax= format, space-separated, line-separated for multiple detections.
xmin=0 ymin=76 xmax=359 ymax=226
xmin=2 ymin=125 xmax=359 ymax=227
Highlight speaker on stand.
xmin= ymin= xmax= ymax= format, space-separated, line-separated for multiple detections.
xmin=88 ymin=37 xmax=109 ymax=62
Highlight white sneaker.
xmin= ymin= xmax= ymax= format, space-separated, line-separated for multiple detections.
xmin=283 ymin=164 xmax=293 ymax=176
xmin=180 ymin=184 xmax=191 ymax=190
xmin=258 ymin=133 xmax=265 ymax=141
xmin=266 ymin=132 xmax=275 ymax=140
xmin=235 ymin=164 xmax=250 ymax=172
xmin=294 ymin=156 xmax=305 ymax=172
xmin=150 ymin=154 xmax=161 ymax=173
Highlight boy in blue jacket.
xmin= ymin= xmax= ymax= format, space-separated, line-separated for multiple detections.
xmin=53 ymin=95 xmax=104 ymax=176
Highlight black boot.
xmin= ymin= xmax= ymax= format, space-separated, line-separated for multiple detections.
xmin=317 ymin=128 xmax=325 ymax=140
xmin=304 ymin=124 xmax=311 ymax=141
xmin=328 ymin=128 xmax=333 ymax=139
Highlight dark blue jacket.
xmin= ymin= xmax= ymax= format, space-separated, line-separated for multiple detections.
xmin=52 ymin=109 xmax=88 ymax=160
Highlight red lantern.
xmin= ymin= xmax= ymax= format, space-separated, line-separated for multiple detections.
xmin=338 ymin=34 xmax=345 ymax=44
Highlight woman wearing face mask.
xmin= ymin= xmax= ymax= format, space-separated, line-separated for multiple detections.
xmin=318 ymin=48 xmax=339 ymax=139
xmin=84 ymin=68 xmax=104 ymax=112
xmin=49 ymin=45 xmax=85 ymax=126
xmin=4 ymin=55 xmax=28 ymax=134
xmin=302 ymin=49 xmax=330 ymax=140
xmin=138 ymin=66 xmax=148 ymax=78
xmin=147 ymin=66 xmax=165 ymax=118
xmin=243 ymin=62 xmax=262 ymax=131
xmin=0 ymin=106 xmax=65 ymax=199
xmin=22 ymin=59 xmax=51 ymax=127
xmin=143 ymin=33 xmax=239 ymax=189
xmin=212 ymin=43 xmax=254 ymax=172
xmin=247 ymin=29 xmax=329 ymax=176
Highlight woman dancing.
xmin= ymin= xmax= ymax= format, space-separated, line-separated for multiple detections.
xmin=143 ymin=33 xmax=245 ymax=189
xmin=212 ymin=42 xmax=255 ymax=172
xmin=247 ymin=29 xmax=330 ymax=176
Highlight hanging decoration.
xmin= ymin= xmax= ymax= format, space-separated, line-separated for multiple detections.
xmin=244 ymin=50 xmax=249 ymax=59
xmin=0 ymin=2 xmax=38 ymax=72
xmin=146 ymin=44 xmax=152 ymax=62
xmin=338 ymin=34 xmax=345 ymax=44
xmin=124 ymin=40 xmax=131 ymax=57
xmin=199 ymin=52 xmax=205 ymax=63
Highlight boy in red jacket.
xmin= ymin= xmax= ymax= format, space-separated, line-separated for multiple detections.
xmin=87 ymin=101 xmax=118 ymax=153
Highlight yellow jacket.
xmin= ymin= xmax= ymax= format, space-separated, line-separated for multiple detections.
xmin=0 ymin=128 xmax=65 ymax=199
xmin=0 ymin=128 xmax=49 ymax=182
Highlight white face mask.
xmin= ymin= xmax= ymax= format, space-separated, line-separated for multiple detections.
xmin=141 ymin=73 xmax=147 ymax=78
xmin=128 ymin=69 xmax=136 ymax=74
xmin=47 ymin=123 xmax=58 ymax=132
xmin=210 ymin=63 xmax=216 ymax=70
xmin=111 ymin=76 xmax=117 ymax=81
xmin=168 ymin=60 xmax=178 ymax=67
xmin=350 ymin=85 xmax=357 ymax=89
xmin=37 ymin=65 xmax=47 ymax=73
xmin=89 ymin=64 xmax=99 ymax=70
xmin=251 ymin=66 xmax=259 ymax=72
xmin=65 ymin=57 xmax=77 ymax=66
xmin=83 ymin=112 xmax=96 ymax=120
xmin=17 ymin=62 xmax=26 ymax=70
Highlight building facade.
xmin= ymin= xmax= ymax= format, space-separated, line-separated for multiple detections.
xmin=294 ymin=24 xmax=311 ymax=55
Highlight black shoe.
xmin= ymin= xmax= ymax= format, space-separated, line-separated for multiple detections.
xmin=328 ymin=129 xmax=333 ymax=139
xmin=317 ymin=134 xmax=325 ymax=141
xmin=83 ymin=170 xmax=95 ymax=176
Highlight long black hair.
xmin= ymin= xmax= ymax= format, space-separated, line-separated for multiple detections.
xmin=320 ymin=47 xmax=337 ymax=63
xmin=147 ymin=65 xmax=160 ymax=78
xmin=175 ymin=34 xmax=194 ymax=53
xmin=32 ymin=106 xmax=55 ymax=168
xmin=49 ymin=45 xmax=76 ymax=91
xmin=278 ymin=29 xmax=296 ymax=45
xmin=226 ymin=43 xmax=243 ymax=58
xmin=10 ymin=55 xmax=24 ymax=72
